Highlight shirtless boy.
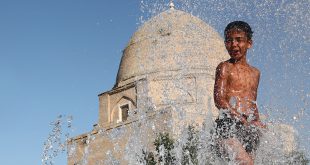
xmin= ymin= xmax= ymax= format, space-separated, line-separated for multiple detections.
xmin=213 ymin=21 xmax=265 ymax=165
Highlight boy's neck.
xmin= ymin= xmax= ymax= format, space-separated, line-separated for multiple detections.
xmin=229 ymin=57 xmax=248 ymax=65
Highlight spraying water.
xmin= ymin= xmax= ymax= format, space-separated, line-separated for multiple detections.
xmin=43 ymin=1 xmax=309 ymax=164
xmin=42 ymin=115 xmax=73 ymax=165
xmin=140 ymin=0 xmax=310 ymax=161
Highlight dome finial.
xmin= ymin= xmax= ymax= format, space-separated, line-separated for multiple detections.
xmin=169 ymin=0 xmax=175 ymax=9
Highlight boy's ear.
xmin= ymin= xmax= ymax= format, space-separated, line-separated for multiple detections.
xmin=247 ymin=39 xmax=253 ymax=48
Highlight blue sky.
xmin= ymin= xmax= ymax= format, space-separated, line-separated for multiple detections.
xmin=0 ymin=1 xmax=140 ymax=164
xmin=0 ymin=0 xmax=309 ymax=164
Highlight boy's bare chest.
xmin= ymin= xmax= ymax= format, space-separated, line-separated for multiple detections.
xmin=227 ymin=66 xmax=258 ymax=90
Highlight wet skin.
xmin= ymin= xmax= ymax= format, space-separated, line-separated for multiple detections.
xmin=214 ymin=29 xmax=265 ymax=127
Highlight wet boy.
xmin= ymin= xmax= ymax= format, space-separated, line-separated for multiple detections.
xmin=213 ymin=21 xmax=265 ymax=165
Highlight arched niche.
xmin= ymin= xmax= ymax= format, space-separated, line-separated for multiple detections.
xmin=110 ymin=96 xmax=136 ymax=123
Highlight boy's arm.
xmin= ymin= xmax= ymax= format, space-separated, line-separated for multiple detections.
xmin=253 ymin=69 xmax=260 ymax=121
xmin=213 ymin=63 xmax=247 ymax=123
xmin=250 ymin=70 xmax=266 ymax=128
xmin=251 ymin=105 xmax=266 ymax=128
xmin=214 ymin=63 xmax=230 ymax=109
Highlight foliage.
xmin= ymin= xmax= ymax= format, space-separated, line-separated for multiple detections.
xmin=154 ymin=132 xmax=176 ymax=164
xmin=181 ymin=125 xmax=199 ymax=165
xmin=140 ymin=150 xmax=157 ymax=165
xmin=139 ymin=132 xmax=176 ymax=165
xmin=140 ymin=125 xmax=200 ymax=165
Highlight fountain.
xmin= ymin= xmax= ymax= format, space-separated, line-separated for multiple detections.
xmin=42 ymin=0 xmax=309 ymax=164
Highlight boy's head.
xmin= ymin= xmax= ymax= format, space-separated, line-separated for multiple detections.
xmin=224 ymin=21 xmax=253 ymax=61
xmin=224 ymin=21 xmax=253 ymax=40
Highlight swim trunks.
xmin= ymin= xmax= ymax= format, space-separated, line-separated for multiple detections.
xmin=213 ymin=113 xmax=261 ymax=154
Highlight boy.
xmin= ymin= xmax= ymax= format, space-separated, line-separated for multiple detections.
xmin=213 ymin=21 xmax=265 ymax=165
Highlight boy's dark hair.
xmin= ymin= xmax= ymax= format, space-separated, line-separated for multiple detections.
xmin=224 ymin=21 xmax=253 ymax=40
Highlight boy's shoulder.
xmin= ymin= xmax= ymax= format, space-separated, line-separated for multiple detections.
xmin=216 ymin=60 xmax=232 ymax=68
xmin=248 ymin=65 xmax=260 ymax=75
xmin=215 ymin=61 xmax=234 ymax=76
xmin=216 ymin=61 xmax=260 ymax=75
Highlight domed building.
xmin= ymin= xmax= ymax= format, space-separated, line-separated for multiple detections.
xmin=68 ymin=6 xmax=229 ymax=165
xmin=102 ymin=7 xmax=229 ymax=127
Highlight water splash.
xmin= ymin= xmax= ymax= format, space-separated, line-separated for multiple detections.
xmin=64 ymin=1 xmax=309 ymax=164
xmin=139 ymin=0 xmax=310 ymax=159
xmin=42 ymin=115 xmax=73 ymax=165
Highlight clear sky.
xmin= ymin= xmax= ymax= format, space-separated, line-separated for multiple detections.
xmin=0 ymin=0 xmax=309 ymax=165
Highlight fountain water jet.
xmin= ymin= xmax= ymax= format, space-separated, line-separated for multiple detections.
xmin=140 ymin=0 xmax=310 ymax=161
xmin=42 ymin=1 xmax=309 ymax=164
xmin=42 ymin=115 xmax=73 ymax=165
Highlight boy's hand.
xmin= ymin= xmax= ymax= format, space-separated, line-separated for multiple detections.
xmin=230 ymin=108 xmax=249 ymax=126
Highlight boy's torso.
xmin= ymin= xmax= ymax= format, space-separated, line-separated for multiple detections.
xmin=224 ymin=62 xmax=259 ymax=114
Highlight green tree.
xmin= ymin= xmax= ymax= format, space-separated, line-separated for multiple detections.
xmin=154 ymin=132 xmax=176 ymax=165
xmin=140 ymin=132 xmax=176 ymax=165
xmin=140 ymin=150 xmax=157 ymax=165
xmin=181 ymin=125 xmax=199 ymax=165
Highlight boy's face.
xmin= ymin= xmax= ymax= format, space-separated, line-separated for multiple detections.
xmin=224 ymin=29 xmax=252 ymax=61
